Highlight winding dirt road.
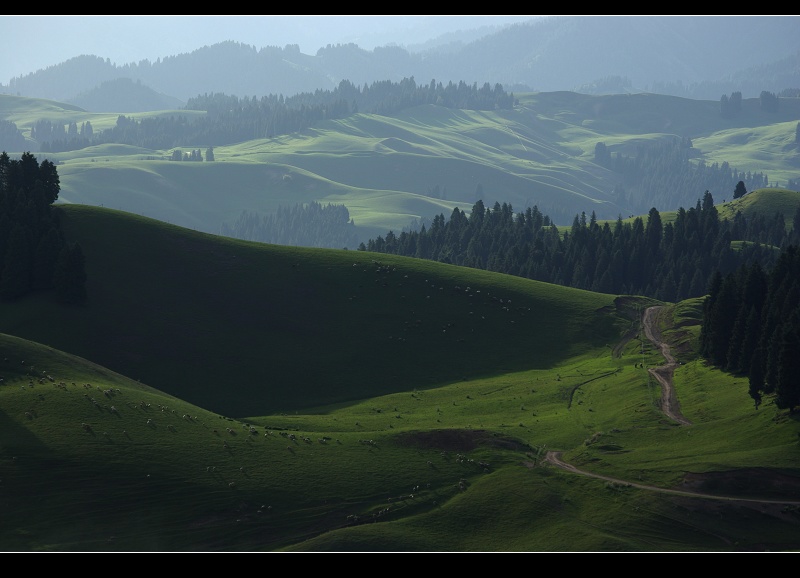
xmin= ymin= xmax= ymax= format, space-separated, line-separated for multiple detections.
xmin=642 ymin=305 xmax=691 ymax=426
xmin=542 ymin=451 xmax=800 ymax=504
xmin=541 ymin=305 xmax=800 ymax=505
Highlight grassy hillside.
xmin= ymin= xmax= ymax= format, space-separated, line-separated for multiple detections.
xmin=0 ymin=204 xmax=622 ymax=418
xmin=3 ymin=92 xmax=798 ymax=244
xmin=717 ymin=187 xmax=800 ymax=230
xmin=0 ymin=94 xmax=203 ymax=132
xmin=1 ymin=206 xmax=799 ymax=552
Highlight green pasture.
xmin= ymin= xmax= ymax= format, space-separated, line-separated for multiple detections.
xmin=1 ymin=206 xmax=799 ymax=551
xmin=5 ymin=91 xmax=797 ymax=245
xmin=2 ymin=89 xmax=800 ymax=550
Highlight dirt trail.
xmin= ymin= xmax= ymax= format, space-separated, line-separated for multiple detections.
xmin=641 ymin=305 xmax=691 ymax=426
xmin=540 ymin=305 xmax=800 ymax=506
xmin=541 ymin=451 xmax=800 ymax=505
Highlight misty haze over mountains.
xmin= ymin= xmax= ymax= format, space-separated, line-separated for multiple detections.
xmin=0 ymin=15 xmax=536 ymax=82
xmin=2 ymin=16 xmax=799 ymax=110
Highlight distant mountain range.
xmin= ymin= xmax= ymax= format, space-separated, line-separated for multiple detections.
xmin=2 ymin=16 xmax=799 ymax=110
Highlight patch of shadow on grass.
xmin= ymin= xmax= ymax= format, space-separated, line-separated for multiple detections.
xmin=595 ymin=444 xmax=628 ymax=453
xmin=680 ymin=468 xmax=800 ymax=501
xmin=392 ymin=429 xmax=531 ymax=452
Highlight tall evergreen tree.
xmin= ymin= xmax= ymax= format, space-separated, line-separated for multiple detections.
xmin=738 ymin=306 xmax=761 ymax=377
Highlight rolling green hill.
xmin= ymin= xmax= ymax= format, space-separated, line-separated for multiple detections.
xmin=3 ymin=91 xmax=798 ymax=246
xmin=0 ymin=204 xmax=622 ymax=418
xmin=717 ymin=187 xmax=800 ymax=230
xmin=1 ymin=205 xmax=799 ymax=552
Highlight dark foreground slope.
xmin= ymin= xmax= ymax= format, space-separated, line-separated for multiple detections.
xmin=3 ymin=297 xmax=800 ymax=552
xmin=0 ymin=204 xmax=621 ymax=418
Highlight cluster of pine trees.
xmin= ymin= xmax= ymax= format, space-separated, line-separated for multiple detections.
xmin=361 ymin=191 xmax=796 ymax=303
xmin=595 ymin=137 xmax=769 ymax=217
xmin=0 ymin=120 xmax=28 ymax=152
xmin=0 ymin=151 xmax=86 ymax=303
xmin=32 ymin=118 xmax=94 ymax=152
xmin=700 ymin=245 xmax=800 ymax=411
xmin=220 ymin=202 xmax=361 ymax=250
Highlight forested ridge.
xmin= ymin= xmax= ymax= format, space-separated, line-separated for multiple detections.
xmin=13 ymin=86 xmax=785 ymax=241
xmin=4 ymin=18 xmax=799 ymax=105
xmin=362 ymin=190 xmax=797 ymax=302
xmin=33 ymin=77 xmax=513 ymax=153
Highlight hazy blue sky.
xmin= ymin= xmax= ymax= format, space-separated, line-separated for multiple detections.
xmin=0 ymin=15 xmax=540 ymax=84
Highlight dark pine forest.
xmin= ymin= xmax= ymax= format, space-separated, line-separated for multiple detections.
xmin=700 ymin=246 xmax=800 ymax=412
xmin=362 ymin=191 xmax=798 ymax=303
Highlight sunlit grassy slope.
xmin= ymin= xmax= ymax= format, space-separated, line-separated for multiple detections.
xmin=1 ymin=205 xmax=799 ymax=552
xmin=716 ymin=187 xmax=800 ymax=230
xmin=4 ymin=92 xmax=798 ymax=243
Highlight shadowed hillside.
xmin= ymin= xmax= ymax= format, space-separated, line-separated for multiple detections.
xmin=0 ymin=204 xmax=622 ymax=418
